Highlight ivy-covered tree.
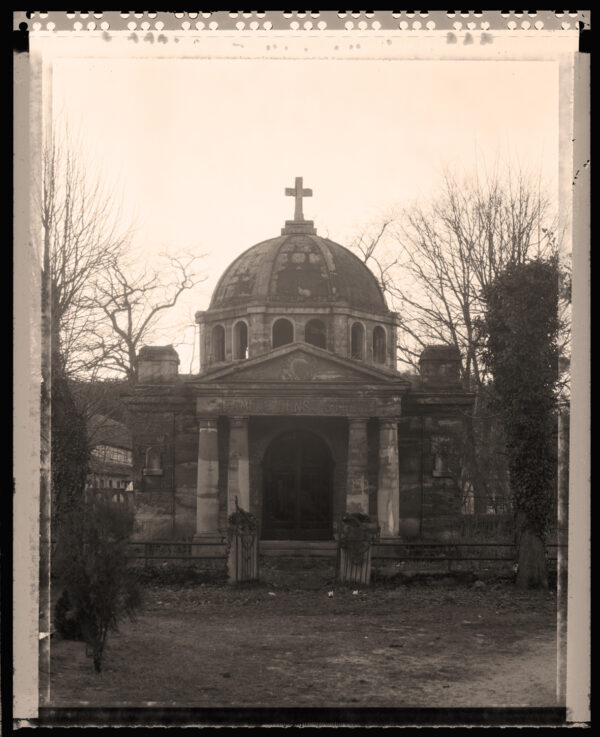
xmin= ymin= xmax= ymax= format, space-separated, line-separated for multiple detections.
xmin=479 ymin=257 xmax=560 ymax=588
xmin=51 ymin=371 xmax=90 ymax=538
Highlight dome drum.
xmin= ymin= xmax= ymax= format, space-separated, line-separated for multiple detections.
xmin=197 ymin=304 xmax=397 ymax=371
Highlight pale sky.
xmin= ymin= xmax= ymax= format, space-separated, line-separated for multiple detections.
xmin=52 ymin=54 xmax=559 ymax=372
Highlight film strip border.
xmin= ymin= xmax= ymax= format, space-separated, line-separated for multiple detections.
xmin=14 ymin=10 xmax=590 ymax=33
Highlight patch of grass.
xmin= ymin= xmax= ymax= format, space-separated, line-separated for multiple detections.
xmin=47 ymin=581 xmax=558 ymax=709
xmin=133 ymin=563 xmax=227 ymax=587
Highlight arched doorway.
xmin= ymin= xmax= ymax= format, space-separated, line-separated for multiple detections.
xmin=262 ymin=429 xmax=333 ymax=540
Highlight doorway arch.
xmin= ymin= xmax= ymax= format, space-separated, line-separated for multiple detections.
xmin=262 ymin=429 xmax=333 ymax=540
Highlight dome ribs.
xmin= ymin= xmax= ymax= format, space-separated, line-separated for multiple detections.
xmin=209 ymin=234 xmax=388 ymax=313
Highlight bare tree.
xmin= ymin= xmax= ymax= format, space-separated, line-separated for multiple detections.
xmin=349 ymin=165 xmax=559 ymax=520
xmin=39 ymin=129 xmax=206 ymax=386
xmin=366 ymin=168 xmax=557 ymax=387
xmin=39 ymin=132 xmax=132 ymax=379
xmin=87 ymin=250 xmax=206 ymax=383
xmin=38 ymin=129 xmax=135 ymax=559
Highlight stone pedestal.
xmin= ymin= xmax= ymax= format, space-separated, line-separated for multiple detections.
xmin=337 ymin=545 xmax=373 ymax=585
xmin=346 ymin=418 xmax=369 ymax=514
xmin=227 ymin=531 xmax=259 ymax=584
xmin=377 ymin=419 xmax=400 ymax=536
xmin=336 ymin=516 xmax=379 ymax=585
xmin=227 ymin=416 xmax=250 ymax=514
xmin=195 ymin=417 xmax=219 ymax=538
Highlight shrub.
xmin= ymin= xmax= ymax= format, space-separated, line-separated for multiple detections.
xmin=53 ymin=496 xmax=142 ymax=673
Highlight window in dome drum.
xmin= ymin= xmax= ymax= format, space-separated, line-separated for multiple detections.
xmin=373 ymin=325 xmax=386 ymax=364
xmin=272 ymin=318 xmax=294 ymax=348
xmin=305 ymin=318 xmax=326 ymax=349
xmin=351 ymin=322 xmax=365 ymax=360
xmin=233 ymin=321 xmax=248 ymax=359
xmin=212 ymin=324 xmax=225 ymax=362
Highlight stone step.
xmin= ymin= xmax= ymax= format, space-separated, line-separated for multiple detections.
xmin=261 ymin=540 xmax=337 ymax=557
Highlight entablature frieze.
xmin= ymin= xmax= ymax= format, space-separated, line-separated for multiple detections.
xmin=196 ymin=393 xmax=402 ymax=418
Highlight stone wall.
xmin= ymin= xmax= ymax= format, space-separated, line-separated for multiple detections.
xmin=126 ymin=388 xmax=198 ymax=541
xmin=399 ymin=399 xmax=468 ymax=541
xmin=397 ymin=416 xmax=423 ymax=539
xmin=126 ymin=389 xmax=471 ymax=543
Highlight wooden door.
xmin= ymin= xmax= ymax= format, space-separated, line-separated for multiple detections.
xmin=262 ymin=430 xmax=333 ymax=540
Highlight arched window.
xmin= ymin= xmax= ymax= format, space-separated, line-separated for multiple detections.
xmin=272 ymin=318 xmax=294 ymax=348
xmin=233 ymin=321 xmax=248 ymax=359
xmin=305 ymin=318 xmax=326 ymax=349
xmin=373 ymin=326 xmax=386 ymax=364
xmin=351 ymin=322 xmax=365 ymax=360
xmin=212 ymin=324 xmax=225 ymax=362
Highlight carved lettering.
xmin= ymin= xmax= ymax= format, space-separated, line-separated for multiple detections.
xmin=197 ymin=395 xmax=401 ymax=417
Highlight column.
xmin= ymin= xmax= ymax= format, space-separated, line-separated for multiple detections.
xmin=377 ymin=419 xmax=400 ymax=536
xmin=227 ymin=416 xmax=250 ymax=514
xmin=346 ymin=417 xmax=370 ymax=514
xmin=195 ymin=417 xmax=219 ymax=537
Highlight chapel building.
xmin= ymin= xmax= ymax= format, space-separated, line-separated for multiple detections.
xmin=127 ymin=179 xmax=473 ymax=544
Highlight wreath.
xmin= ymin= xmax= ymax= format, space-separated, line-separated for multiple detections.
xmin=338 ymin=513 xmax=380 ymax=565
xmin=225 ymin=498 xmax=258 ymax=575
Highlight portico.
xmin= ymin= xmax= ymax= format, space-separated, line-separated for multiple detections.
xmin=191 ymin=342 xmax=407 ymax=540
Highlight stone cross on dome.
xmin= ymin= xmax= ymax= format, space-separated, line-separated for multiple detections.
xmin=285 ymin=176 xmax=312 ymax=222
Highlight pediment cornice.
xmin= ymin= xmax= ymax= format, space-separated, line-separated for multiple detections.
xmin=192 ymin=342 xmax=411 ymax=387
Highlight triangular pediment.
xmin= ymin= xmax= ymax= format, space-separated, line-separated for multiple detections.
xmin=195 ymin=343 xmax=409 ymax=385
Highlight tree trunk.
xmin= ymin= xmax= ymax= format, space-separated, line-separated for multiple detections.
xmin=516 ymin=512 xmax=548 ymax=589
xmin=463 ymin=403 xmax=489 ymax=516
xmin=556 ymin=404 xmax=569 ymax=702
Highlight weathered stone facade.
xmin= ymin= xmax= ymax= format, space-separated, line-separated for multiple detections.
xmin=126 ymin=184 xmax=473 ymax=543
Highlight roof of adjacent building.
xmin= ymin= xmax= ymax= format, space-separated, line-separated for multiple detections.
xmin=87 ymin=414 xmax=132 ymax=450
xmin=419 ymin=345 xmax=462 ymax=361
xmin=138 ymin=345 xmax=180 ymax=361
xmin=209 ymin=230 xmax=389 ymax=314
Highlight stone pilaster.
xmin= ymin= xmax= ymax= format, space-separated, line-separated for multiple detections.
xmin=227 ymin=416 xmax=250 ymax=514
xmin=195 ymin=417 xmax=219 ymax=537
xmin=377 ymin=419 xmax=400 ymax=536
xmin=346 ymin=417 xmax=370 ymax=514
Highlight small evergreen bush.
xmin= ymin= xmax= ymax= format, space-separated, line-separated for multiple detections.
xmin=54 ymin=497 xmax=142 ymax=673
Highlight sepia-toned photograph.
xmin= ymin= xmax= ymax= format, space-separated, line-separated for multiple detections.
xmin=13 ymin=10 xmax=589 ymax=728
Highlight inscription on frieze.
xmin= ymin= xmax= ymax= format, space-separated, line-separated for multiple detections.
xmin=197 ymin=395 xmax=402 ymax=417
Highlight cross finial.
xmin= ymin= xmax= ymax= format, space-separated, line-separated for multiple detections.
xmin=285 ymin=177 xmax=312 ymax=222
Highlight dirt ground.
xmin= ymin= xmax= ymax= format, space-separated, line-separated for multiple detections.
xmin=46 ymin=563 xmax=559 ymax=710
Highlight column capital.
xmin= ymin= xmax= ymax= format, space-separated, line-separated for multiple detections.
xmin=229 ymin=415 xmax=249 ymax=427
xmin=379 ymin=417 xmax=400 ymax=427
xmin=197 ymin=417 xmax=218 ymax=431
xmin=348 ymin=416 xmax=370 ymax=423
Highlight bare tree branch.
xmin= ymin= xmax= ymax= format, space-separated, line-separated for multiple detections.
xmin=39 ymin=129 xmax=133 ymax=379
xmin=347 ymin=164 xmax=560 ymax=512
xmin=87 ymin=250 xmax=207 ymax=383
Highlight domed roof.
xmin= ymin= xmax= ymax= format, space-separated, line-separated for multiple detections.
xmin=209 ymin=231 xmax=389 ymax=313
